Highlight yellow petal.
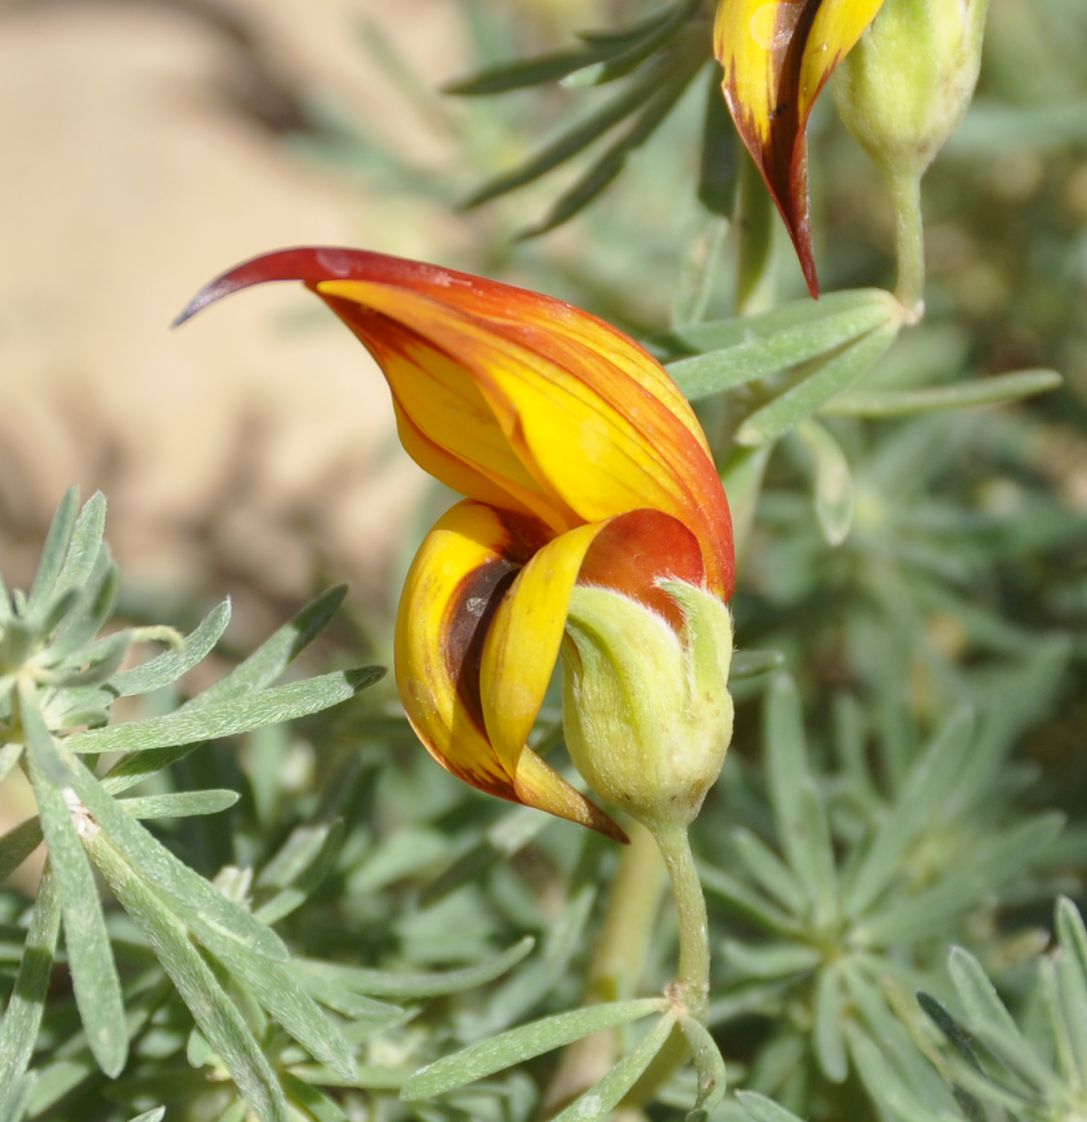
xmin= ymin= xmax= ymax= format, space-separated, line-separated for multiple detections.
xmin=395 ymin=499 xmax=623 ymax=839
xmin=394 ymin=500 xmax=542 ymax=802
xmin=800 ymin=0 xmax=887 ymax=119
xmin=715 ymin=0 xmax=885 ymax=295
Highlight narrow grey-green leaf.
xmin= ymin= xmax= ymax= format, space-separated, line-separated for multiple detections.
xmin=823 ymin=368 xmax=1061 ymax=417
xmin=48 ymin=492 xmax=107 ymax=610
xmin=119 ymin=789 xmax=240 ymax=820
xmin=0 ymin=874 xmax=61 ymax=1092
xmin=101 ymin=744 xmax=200 ymax=796
xmin=21 ymin=689 xmax=127 ymax=1077
xmin=400 ymin=998 xmax=664 ymax=1100
xmin=793 ymin=420 xmax=853 ymax=546
xmin=670 ymin=306 xmax=894 ymax=401
xmin=87 ymin=836 xmax=288 ymax=1122
xmin=0 ymin=817 xmax=43 ymax=884
xmin=672 ymin=216 xmax=729 ymax=329
xmin=50 ymin=560 xmax=119 ymax=657
xmin=461 ymin=56 xmax=677 ymax=209
xmin=183 ymin=584 xmax=348 ymax=710
xmin=296 ymin=935 xmax=535 ymax=1000
xmin=720 ymin=941 xmax=820 ymax=979
xmin=125 ymin=1110 xmax=166 ymax=1122
xmin=1054 ymin=898 xmax=1087 ymax=1089
xmin=472 ymin=886 xmax=595 ymax=1035
xmin=0 ymin=1073 xmax=34 ymax=1122
xmin=199 ymin=930 xmax=355 ymax=1081
xmin=662 ymin=288 xmax=892 ymax=383
xmin=254 ymin=820 xmax=345 ymax=925
xmin=699 ymin=863 xmax=799 ymax=936
xmin=679 ymin=1016 xmax=727 ymax=1114
xmin=550 ymin=1015 xmax=675 ymax=1121
xmin=282 ymin=1071 xmax=346 ymax=1122
xmin=517 ymin=55 xmax=698 ymax=239
xmin=728 ymin=827 xmax=806 ymax=915
xmin=63 ymin=759 xmax=289 ymax=961
xmin=27 ymin=488 xmax=79 ymax=616
xmin=110 ymin=599 xmax=231 ymax=697
xmin=844 ymin=707 xmax=974 ymax=919
xmin=444 ymin=49 xmax=609 ymax=95
xmin=797 ymin=779 xmax=838 ymax=931
xmin=69 ymin=666 xmax=384 ymax=754
xmin=813 ymin=964 xmax=847 ymax=1082
xmin=860 ymin=813 xmax=1064 ymax=945
xmin=1056 ymin=896 xmax=1087 ymax=990
xmin=1038 ymin=956 xmax=1078 ymax=1088
xmin=258 ymin=821 xmax=341 ymax=890
xmin=848 ymin=1030 xmax=954 ymax=1122
xmin=562 ymin=0 xmax=697 ymax=88
xmin=948 ymin=945 xmax=1058 ymax=1093
xmin=736 ymin=321 xmax=900 ymax=445
xmin=736 ymin=1090 xmax=807 ymax=1122
xmin=762 ymin=674 xmax=835 ymax=920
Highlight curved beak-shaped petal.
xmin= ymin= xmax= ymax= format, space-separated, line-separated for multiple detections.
xmin=714 ymin=0 xmax=886 ymax=295
xmin=179 ymin=246 xmax=737 ymax=839
xmin=177 ymin=246 xmax=734 ymax=599
xmin=395 ymin=500 xmax=627 ymax=841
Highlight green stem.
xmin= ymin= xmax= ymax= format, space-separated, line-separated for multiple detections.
xmin=654 ymin=822 xmax=710 ymax=1019
xmin=618 ymin=822 xmax=710 ymax=1109
xmin=888 ymin=169 xmax=925 ymax=321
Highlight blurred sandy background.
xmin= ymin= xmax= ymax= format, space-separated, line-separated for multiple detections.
xmin=0 ymin=0 xmax=493 ymax=625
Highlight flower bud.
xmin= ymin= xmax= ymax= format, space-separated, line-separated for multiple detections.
xmin=836 ymin=0 xmax=989 ymax=178
xmin=561 ymin=581 xmax=734 ymax=831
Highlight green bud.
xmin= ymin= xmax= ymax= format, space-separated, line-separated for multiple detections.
xmin=836 ymin=0 xmax=989 ymax=178
xmin=561 ymin=581 xmax=734 ymax=831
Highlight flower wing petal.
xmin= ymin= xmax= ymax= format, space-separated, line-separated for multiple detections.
xmin=480 ymin=509 xmax=706 ymax=796
xmin=395 ymin=500 xmax=622 ymax=839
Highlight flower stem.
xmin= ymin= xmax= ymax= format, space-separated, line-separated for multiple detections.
xmin=654 ymin=821 xmax=710 ymax=1019
xmin=617 ymin=821 xmax=710 ymax=1109
xmin=888 ymin=169 xmax=926 ymax=321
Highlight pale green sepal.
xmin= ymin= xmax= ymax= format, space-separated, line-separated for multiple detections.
xmin=562 ymin=582 xmax=733 ymax=830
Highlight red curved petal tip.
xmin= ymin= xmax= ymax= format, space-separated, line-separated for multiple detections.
xmin=172 ymin=245 xmax=517 ymax=328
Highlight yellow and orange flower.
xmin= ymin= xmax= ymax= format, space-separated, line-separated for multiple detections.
xmin=714 ymin=0 xmax=886 ymax=295
xmin=178 ymin=247 xmax=734 ymax=841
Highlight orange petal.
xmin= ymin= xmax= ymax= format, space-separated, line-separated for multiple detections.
xmin=395 ymin=499 xmax=622 ymax=839
xmin=714 ymin=0 xmax=885 ymax=296
xmin=480 ymin=509 xmax=707 ymax=803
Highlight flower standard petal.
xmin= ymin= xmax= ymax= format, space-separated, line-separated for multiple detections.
xmin=177 ymin=247 xmax=733 ymax=594
xmin=714 ymin=0 xmax=885 ymax=295
xmin=395 ymin=500 xmax=623 ymax=840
